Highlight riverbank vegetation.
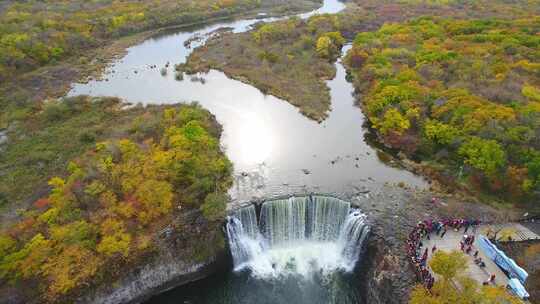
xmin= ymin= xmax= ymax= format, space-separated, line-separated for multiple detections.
xmin=345 ymin=17 xmax=540 ymax=208
xmin=350 ymin=0 xmax=539 ymax=22
xmin=0 ymin=101 xmax=232 ymax=302
xmin=0 ymin=97 xmax=144 ymax=213
xmin=183 ymin=13 xmax=357 ymax=121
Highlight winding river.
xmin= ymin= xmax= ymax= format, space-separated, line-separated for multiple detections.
xmin=67 ymin=1 xmax=427 ymax=302
xmin=69 ymin=0 xmax=426 ymax=205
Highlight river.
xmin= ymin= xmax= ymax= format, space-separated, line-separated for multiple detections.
xmin=68 ymin=0 xmax=426 ymax=205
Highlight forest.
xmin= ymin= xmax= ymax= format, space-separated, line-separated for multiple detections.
xmin=0 ymin=101 xmax=232 ymax=302
xmin=345 ymin=17 xmax=540 ymax=206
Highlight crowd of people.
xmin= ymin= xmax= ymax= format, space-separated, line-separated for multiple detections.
xmin=406 ymin=218 xmax=482 ymax=290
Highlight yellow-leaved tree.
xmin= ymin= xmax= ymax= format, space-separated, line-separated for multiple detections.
xmin=410 ymin=250 xmax=521 ymax=304
xmin=429 ymin=250 xmax=468 ymax=281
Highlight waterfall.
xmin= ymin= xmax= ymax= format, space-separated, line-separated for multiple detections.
xmin=308 ymin=195 xmax=350 ymax=241
xmin=226 ymin=205 xmax=265 ymax=269
xmin=338 ymin=210 xmax=369 ymax=271
xmin=235 ymin=204 xmax=258 ymax=239
xmin=260 ymin=197 xmax=307 ymax=246
xmin=227 ymin=196 xmax=369 ymax=278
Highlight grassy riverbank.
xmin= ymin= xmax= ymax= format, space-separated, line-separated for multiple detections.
xmin=183 ymin=13 xmax=360 ymax=121
xmin=0 ymin=97 xmax=144 ymax=218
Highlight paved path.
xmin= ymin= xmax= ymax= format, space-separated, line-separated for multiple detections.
xmin=521 ymin=220 xmax=540 ymax=237
xmin=480 ymin=223 xmax=540 ymax=242
xmin=421 ymin=228 xmax=508 ymax=287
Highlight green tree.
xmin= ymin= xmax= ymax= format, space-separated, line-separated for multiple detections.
xmin=526 ymin=155 xmax=540 ymax=190
xmin=522 ymin=84 xmax=540 ymax=101
xmin=424 ymin=120 xmax=460 ymax=145
xmin=315 ymin=32 xmax=345 ymax=59
xmin=410 ymin=279 xmax=521 ymax=304
xmin=324 ymin=31 xmax=345 ymax=47
xmin=481 ymin=286 xmax=522 ymax=304
xmin=252 ymin=23 xmax=287 ymax=44
xmin=257 ymin=50 xmax=279 ymax=64
xmin=41 ymin=245 xmax=101 ymax=297
xmin=410 ymin=284 xmax=444 ymax=304
xmin=0 ymin=233 xmax=53 ymax=280
xmin=0 ymin=235 xmax=16 ymax=258
xmin=134 ymin=179 xmax=174 ymax=224
xmin=459 ymin=137 xmax=507 ymax=176
xmin=200 ymin=192 xmax=228 ymax=222
xmin=50 ymin=220 xmax=96 ymax=247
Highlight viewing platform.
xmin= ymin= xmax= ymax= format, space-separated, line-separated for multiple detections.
xmin=418 ymin=222 xmax=537 ymax=300
xmin=421 ymin=229 xmax=508 ymax=286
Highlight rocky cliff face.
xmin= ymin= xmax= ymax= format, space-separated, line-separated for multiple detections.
xmin=346 ymin=185 xmax=421 ymax=304
xmin=78 ymin=245 xmax=228 ymax=304
xmin=77 ymin=209 xmax=230 ymax=304
xmin=358 ymin=233 xmax=415 ymax=304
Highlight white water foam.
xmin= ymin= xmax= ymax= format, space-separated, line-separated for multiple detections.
xmin=226 ymin=196 xmax=369 ymax=279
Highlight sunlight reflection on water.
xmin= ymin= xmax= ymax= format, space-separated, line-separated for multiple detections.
xmin=68 ymin=0 xmax=426 ymax=202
